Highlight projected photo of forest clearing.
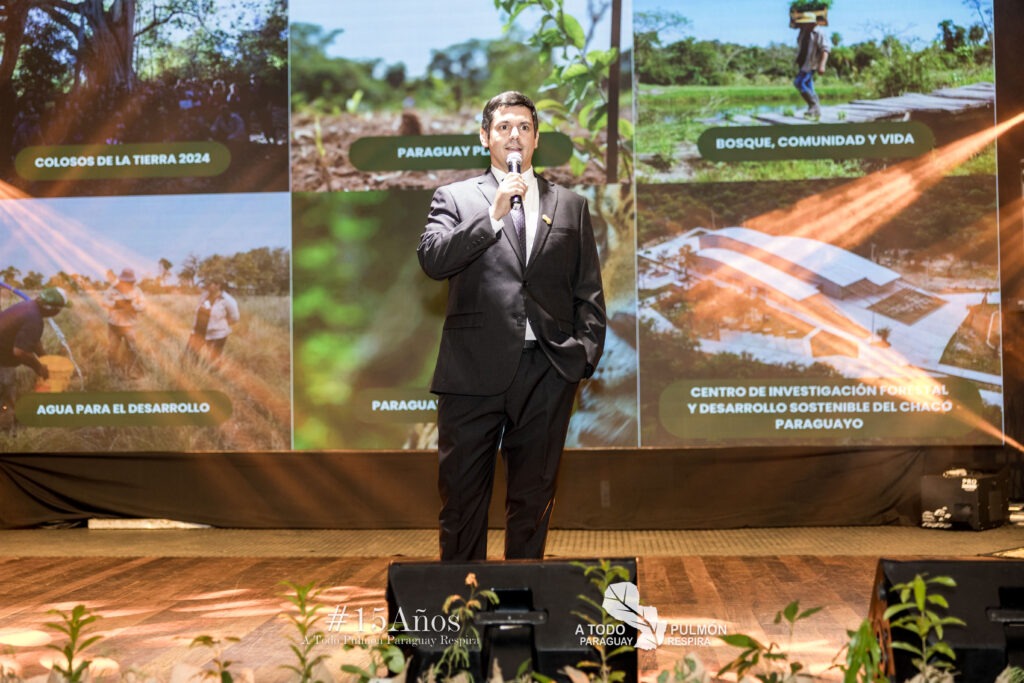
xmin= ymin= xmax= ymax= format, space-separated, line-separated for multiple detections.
xmin=636 ymin=175 xmax=1002 ymax=447
xmin=288 ymin=0 xmax=634 ymax=192
xmin=634 ymin=0 xmax=995 ymax=183
xmin=0 ymin=194 xmax=291 ymax=453
xmin=0 ymin=0 xmax=289 ymax=198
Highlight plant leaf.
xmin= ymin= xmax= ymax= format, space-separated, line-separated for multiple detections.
xmin=719 ymin=633 xmax=764 ymax=649
xmin=559 ymin=13 xmax=586 ymax=49
xmin=889 ymin=642 xmax=922 ymax=656
xmin=798 ymin=606 xmax=824 ymax=621
xmin=781 ymin=601 xmax=800 ymax=624
xmin=561 ymin=63 xmax=589 ymax=80
xmin=932 ymin=642 xmax=958 ymax=660
xmin=561 ymin=665 xmax=591 ymax=683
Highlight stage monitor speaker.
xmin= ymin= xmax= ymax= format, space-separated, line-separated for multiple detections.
xmin=869 ymin=559 xmax=1024 ymax=681
xmin=386 ymin=559 xmax=638 ymax=683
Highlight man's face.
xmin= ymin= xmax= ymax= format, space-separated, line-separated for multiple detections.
xmin=480 ymin=105 xmax=539 ymax=171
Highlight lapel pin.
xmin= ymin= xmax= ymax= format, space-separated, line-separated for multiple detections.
xmin=542 ymin=214 xmax=552 ymax=225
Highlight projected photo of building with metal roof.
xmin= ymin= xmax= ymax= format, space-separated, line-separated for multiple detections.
xmin=638 ymin=225 xmax=1000 ymax=399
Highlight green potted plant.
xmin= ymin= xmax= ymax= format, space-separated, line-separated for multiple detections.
xmin=279 ymin=580 xmax=330 ymax=683
xmin=716 ymin=600 xmax=822 ymax=682
xmin=44 ymin=604 xmax=103 ymax=683
xmin=189 ymin=635 xmax=242 ymax=683
xmin=789 ymin=0 xmax=832 ymax=28
xmin=883 ymin=574 xmax=965 ymax=682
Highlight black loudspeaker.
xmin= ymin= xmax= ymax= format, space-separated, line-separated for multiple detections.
xmin=920 ymin=472 xmax=1007 ymax=530
xmin=869 ymin=559 xmax=1024 ymax=681
xmin=386 ymin=559 xmax=638 ymax=683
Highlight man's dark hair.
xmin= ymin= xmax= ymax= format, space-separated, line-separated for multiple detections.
xmin=481 ymin=91 xmax=538 ymax=134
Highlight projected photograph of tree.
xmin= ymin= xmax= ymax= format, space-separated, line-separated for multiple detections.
xmin=0 ymin=194 xmax=291 ymax=453
xmin=0 ymin=0 xmax=289 ymax=198
xmin=636 ymin=174 xmax=1001 ymax=448
xmin=634 ymin=0 xmax=994 ymax=183
xmin=289 ymin=0 xmax=633 ymax=192
xmin=291 ymin=183 xmax=639 ymax=450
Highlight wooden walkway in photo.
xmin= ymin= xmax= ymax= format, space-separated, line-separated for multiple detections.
xmin=748 ymin=81 xmax=995 ymax=125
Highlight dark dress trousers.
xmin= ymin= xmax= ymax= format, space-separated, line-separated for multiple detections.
xmin=418 ymin=170 xmax=606 ymax=560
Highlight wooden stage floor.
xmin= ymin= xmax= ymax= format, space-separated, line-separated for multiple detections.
xmin=0 ymin=527 xmax=1021 ymax=682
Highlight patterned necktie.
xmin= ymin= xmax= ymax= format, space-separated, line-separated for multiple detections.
xmin=511 ymin=200 xmax=527 ymax=258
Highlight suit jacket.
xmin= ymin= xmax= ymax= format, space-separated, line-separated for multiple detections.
xmin=418 ymin=171 xmax=606 ymax=396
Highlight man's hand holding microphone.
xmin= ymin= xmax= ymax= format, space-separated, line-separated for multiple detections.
xmin=490 ymin=151 xmax=526 ymax=220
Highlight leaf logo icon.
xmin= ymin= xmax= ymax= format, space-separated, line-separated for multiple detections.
xmin=601 ymin=581 xmax=666 ymax=650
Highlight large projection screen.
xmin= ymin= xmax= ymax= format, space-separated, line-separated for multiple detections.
xmin=0 ymin=0 xmax=1014 ymax=453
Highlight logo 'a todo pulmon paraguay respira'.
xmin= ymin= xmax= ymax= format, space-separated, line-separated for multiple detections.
xmin=597 ymin=582 xmax=727 ymax=649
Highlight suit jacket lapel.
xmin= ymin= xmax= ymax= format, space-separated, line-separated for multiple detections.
xmin=476 ymin=171 xmax=497 ymax=204
xmin=527 ymin=176 xmax=558 ymax=269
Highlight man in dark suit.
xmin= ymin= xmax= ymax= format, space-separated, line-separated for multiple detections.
xmin=417 ymin=91 xmax=606 ymax=561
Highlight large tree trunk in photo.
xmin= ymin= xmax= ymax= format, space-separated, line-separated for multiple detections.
xmin=76 ymin=0 xmax=138 ymax=94
xmin=0 ymin=0 xmax=32 ymax=165
xmin=606 ymin=0 xmax=620 ymax=184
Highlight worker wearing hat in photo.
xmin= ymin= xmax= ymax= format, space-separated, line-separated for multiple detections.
xmin=0 ymin=287 xmax=72 ymax=380
xmin=186 ymin=277 xmax=241 ymax=362
xmin=102 ymin=268 xmax=146 ymax=377
xmin=793 ymin=12 xmax=830 ymax=120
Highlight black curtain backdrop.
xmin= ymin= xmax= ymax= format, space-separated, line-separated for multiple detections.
xmin=1 ymin=446 xmax=1019 ymax=529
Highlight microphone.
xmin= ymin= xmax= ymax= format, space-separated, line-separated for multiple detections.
xmin=506 ymin=152 xmax=523 ymax=210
